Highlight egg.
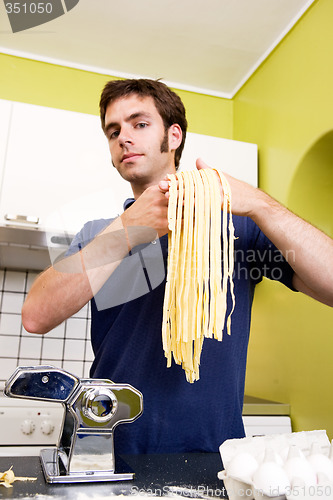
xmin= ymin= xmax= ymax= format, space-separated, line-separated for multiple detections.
xmin=226 ymin=451 xmax=258 ymax=482
xmin=287 ymin=477 xmax=307 ymax=500
xmin=317 ymin=471 xmax=333 ymax=486
xmin=284 ymin=455 xmax=317 ymax=486
xmin=291 ymin=476 xmax=306 ymax=487
xmin=284 ymin=445 xmax=317 ymax=487
xmin=308 ymin=452 xmax=333 ymax=482
xmin=252 ymin=461 xmax=291 ymax=497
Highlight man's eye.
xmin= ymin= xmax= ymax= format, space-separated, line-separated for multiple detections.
xmin=109 ymin=130 xmax=119 ymax=139
xmin=136 ymin=122 xmax=148 ymax=129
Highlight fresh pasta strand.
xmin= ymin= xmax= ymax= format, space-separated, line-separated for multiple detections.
xmin=162 ymin=168 xmax=236 ymax=382
xmin=214 ymin=169 xmax=236 ymax=336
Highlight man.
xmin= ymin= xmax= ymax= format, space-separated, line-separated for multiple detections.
xmin=22 ymin=79 xmax=333 ymax=454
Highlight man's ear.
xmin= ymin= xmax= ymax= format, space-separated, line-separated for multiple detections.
xmin=168 ymin=124 xmax=182 ymax=151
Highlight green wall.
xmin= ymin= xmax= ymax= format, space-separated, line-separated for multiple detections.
xmin=0 ymin=53 xmax=233 ymax=139
xmin=233 ymin=0 xmax=333 ymax=438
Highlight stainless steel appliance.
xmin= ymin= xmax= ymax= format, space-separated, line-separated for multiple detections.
xmin=0 ymin=224 xmax=73 ymax=270
xmin=0 ymin=375 xmax=290 ymax=463
xmin=4 ymin=365 xmax=143 ymax=483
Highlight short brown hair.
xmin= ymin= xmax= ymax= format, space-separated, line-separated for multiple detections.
xmin=99 ymin=78 xmax=187 ymax=168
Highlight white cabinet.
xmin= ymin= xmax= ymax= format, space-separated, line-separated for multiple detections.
xmin=180 ymin=132 xmax=257 ymax=187
xmin=0 ymin=99 xmax=13 ymax=192
xmin=0 ymin=101 xmax=132 ymax=235
xmin=0 ymin=99 xmax=257 ymax=237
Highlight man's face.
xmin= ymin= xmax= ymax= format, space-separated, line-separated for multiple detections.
xmin=104 ymin=95 xmax=177 ymax=188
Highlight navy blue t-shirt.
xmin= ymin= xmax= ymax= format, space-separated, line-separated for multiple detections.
xmin=67 ymin=198 xmax=296 ymax=454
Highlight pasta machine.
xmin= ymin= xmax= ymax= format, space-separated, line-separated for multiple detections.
xmin=4 ymin=365 xmax=143 ymax=483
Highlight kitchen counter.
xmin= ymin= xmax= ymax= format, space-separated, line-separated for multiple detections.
xmin=0 ymin=453 xmax=226 ymax=499
xmin=242 ymin=395 xmax=290 ymax=416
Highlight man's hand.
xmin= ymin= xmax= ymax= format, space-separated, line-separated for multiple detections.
xmin=121 ymin=183 xmax=170 ymax=244
xmin=158 ymin=158 xmax=263 ymax=218
xmin=195 ymin=157 xmax=263 ymax=217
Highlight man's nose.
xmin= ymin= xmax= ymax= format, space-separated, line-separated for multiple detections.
xmin=118 ymin=127 xmax=133 ymax=146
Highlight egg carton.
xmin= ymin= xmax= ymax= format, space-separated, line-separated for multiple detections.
xmin=218 ymin=430 xmax=333 ymax=500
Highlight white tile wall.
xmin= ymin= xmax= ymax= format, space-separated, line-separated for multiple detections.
xmin=0 ymin=269 xmax=93 ymax=385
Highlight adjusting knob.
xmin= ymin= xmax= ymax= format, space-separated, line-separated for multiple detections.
xmin=21 ymin=419 xmax=35 ymax=435
xmin=41 ymin=420 xmax=55 ymax=435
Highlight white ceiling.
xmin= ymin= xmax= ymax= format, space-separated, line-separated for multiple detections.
xmin=0 ymin=0 xmax=315 ymax=98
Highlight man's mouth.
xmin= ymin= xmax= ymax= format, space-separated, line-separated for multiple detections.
xmin=122 ymin=153 xmax=143 ymax=163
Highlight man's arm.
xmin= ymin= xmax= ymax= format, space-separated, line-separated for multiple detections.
xmin=249 ymin=188 xmax=333 ymax=306
xmin=22 ymin=184 xmax=169 ymax=334
xmin=22 ymin=265 xmax=93 ymax=334
xmin=194 ymin=159 xmax=333 ymax=307
xmin=22 ymin=216 xmax=129 ymax=334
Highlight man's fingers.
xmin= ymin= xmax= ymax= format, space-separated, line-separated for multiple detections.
xmin=159 ymin=180 xmax=170 ymax=192
xmin=196 ymin=157 xmax=210 ymax=170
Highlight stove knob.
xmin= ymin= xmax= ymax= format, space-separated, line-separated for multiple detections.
xmin=21 ymin=419 xmax=35 ymax=435
xmin=41 ymin=420 xmax=54 ymax=435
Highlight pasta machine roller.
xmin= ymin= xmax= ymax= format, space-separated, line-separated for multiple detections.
xmin=4 ymin=365 xmax=143 ymax=483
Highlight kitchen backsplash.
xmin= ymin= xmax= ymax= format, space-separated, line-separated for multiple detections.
xmin=0 ymin=269 xmax=93 ymax=386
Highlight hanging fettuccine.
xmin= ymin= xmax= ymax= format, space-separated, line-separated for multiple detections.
xmin=162 ymin=168 xmax=235 ymax=383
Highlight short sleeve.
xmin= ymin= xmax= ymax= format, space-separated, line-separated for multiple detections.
xmin=65 ymin=218 xmax=113 ymax=257
xmin=252 ymin=225 xmax=296 ymax=291
xmin=232 ymin=215 xmax=297 ymax=292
